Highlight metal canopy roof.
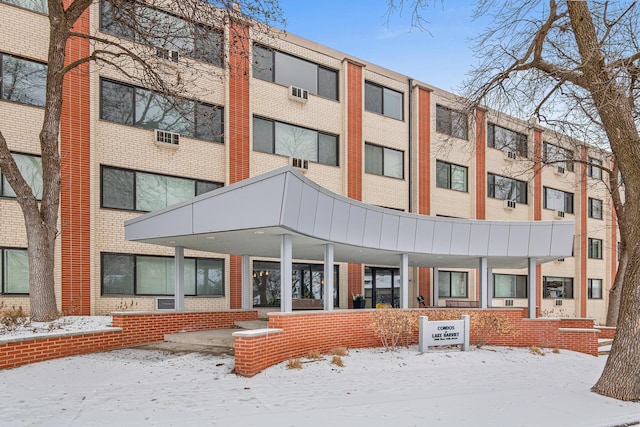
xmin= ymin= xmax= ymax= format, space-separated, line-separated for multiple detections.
xmin=125 ymin=167 xmax=575 ymax=269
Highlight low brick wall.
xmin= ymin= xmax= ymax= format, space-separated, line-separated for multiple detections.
xmin=0 ymin=310 xmax=258 ymax=370
xmin=233 ymin=309 xmax=600 ymax=377
xmin=595 ymin=326 xmax=616 ymax=339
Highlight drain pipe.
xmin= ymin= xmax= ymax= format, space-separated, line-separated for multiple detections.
xmin=408 ymin=78 xmax=413 ymax=213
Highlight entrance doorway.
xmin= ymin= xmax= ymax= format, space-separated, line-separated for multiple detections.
xmin=364 ymin=267 xmax=400 ymax=308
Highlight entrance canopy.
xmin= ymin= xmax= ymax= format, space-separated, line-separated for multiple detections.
xmin=125 ymin=167 xmax=574 ymax=269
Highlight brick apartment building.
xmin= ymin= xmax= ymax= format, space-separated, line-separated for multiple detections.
xmin=0 ymin=0 xmax=616 ymax=322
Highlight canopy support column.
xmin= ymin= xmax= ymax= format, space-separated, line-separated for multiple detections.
xmin=174 ymin=246 xmax=185 ymax=312
xmin=400 ymin=253 xmax=409 ymax=309
xmin=324 ymin=244 xmax=334 ymax=311
xmin=528 ymin=258 xmax=537 ymax=319
xmin=479 ymin=257 xmax=488 ymax=309
xmin=242 ymin=255 xmax=251 ymax=310
xmin=281 ymin=234 xmax=293 ymax=313
xmin=433 ymin=267 xmax=439 ymax=307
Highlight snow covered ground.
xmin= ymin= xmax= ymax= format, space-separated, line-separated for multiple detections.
xmin=1 ymin=343 xmax=640 ymax=426
xmin=0 ymin=316 xmax=113 ymax=341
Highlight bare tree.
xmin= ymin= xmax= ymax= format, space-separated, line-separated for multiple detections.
xmin=0 ymin=0 xmax=283 ymax=321
xmin=388 ymin=0 xmax=640 ymax=400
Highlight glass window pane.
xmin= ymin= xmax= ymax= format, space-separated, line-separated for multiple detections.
xmin=253 ymin=117 xmax=274 ymax=153
xmin=274 ymin=51 xmax=318 ymax=94
xmin=2 ymin=0 xmax=48 ymax=13
xmin=137 ymin=256 xmax=173 ymax=295
xmin=383 ymin=147 xmax=403 ymax=178
xmin=2 ymin=55 xmax=47 ymax=107
xmin=365 ymin=144 xmax=382 ymax=175
xmin=196 ymin=181 xmax=222 ymax=196
xmin=274 ymin=122 xmax=318 ymax=161
xmin=494 ymin=275 xmax=514 ymax=298
xmin=193 ymin=26 xmax=223 ymax=66
xmin=100 ymin=0 xmax=135 ymax=39
xmin=102 ymin=167 xmax=134 ymax=210
xmin=252 ymin=45 xmax=274 ymax=81
xmin=165 ymin=175 xmax=195 ymax=206
xmin=545 ymin=188 xmax=565 ymax=211
xmin=438 ymin=272 xmax=450 ymax=297
xmin=451 ymin=111 xmax=468 ymax=139
xmin=197 ymin=259 xmax=224 ymax=296
xmin=253 ymin=261 xmax=280 ymax=306
xmin=436 ymin=161 xmax=449 ymax=188
xmin=3 ymin=154 xmax=43 ymax=199
xmin=102 ymin=253 xmax=134 ymax=295
xmin=318 ymin=133 xmax=338 ymax=166
xmin=318 ymin=67 xmax=338 ymax=100
xmin=135 ymin=89 xmax=193 ymax=136
xmin=451 ymin=165 xmax=467 ymax=191
xmin=184 ymin=258 xmax=196 ymax=296
xmin=383 ymin=88 xmax=403 ymax=120
xmin=4 ymin=249 xmax=29 ymax=294
xmin=492 ymin=175 xmax=513 ymax=200
xmin=136 ymin=173 xmax=166 ymax=212
xmin=451 ymin=272 xmax=467 ymax=297
xmin=365 ymin=82 xmax=383 ymax=114
xmin=195 ymin=103 xmax=223 ymax=143
xmin=436 ymin=105 xmax=450 ymax=135
xmin=100 ymin=80 xmax=134 ymax=125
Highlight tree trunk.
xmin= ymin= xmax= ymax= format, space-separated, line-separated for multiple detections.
xmin=24 ymin=215 xmax=59 ymax=322
xmin=605 ymin=248 xmax=627 ymax=327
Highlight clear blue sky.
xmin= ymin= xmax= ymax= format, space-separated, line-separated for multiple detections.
xmin=277 ymin=1 xmax=488 ymax=93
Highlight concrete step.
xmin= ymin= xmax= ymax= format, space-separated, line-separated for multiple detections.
xmin=598 ymin=339 xmax=613 ymax=347
xmin=164 ymin=328 xmax=236 ymax=348
xmin=235 ymin=320 xmax=268 ymax=330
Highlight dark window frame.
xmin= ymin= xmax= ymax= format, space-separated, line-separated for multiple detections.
xmin=435 ymin=104 xmax=468 ymax=140
xmin=487 ymin=173 xmax=528 ymax=204
xmin=252 ymin=44 xmax=339 ymax=101
xmin=487 ymin=123 xmax=528 ymax=158
xmin=101 ymin=252 xmax=225 ymax=297
xmin=436 ymin=160 xmax=468 ymax=192
xmin=99 ymin=77 xmax=224 ymax=143
xmin=438 ymin=270 xmax=468 ymax=298
xmin=364 ymin=142 xmax=405 ymax=179
xmin=588 ymin=197 xmax=603 ymax=220
xmin=588 ymin=278 xmax=603 ymax=299
xmin=364 ymin=80 xmax=404 ymax=121
xmin=587 ymin=157 xmax=603 ymax=179
xmin=0 ymin=0 xmax=48 ymax=14
xmin=543 ymin=186 xmax=574 ymax=214
xmin=100 ymin=164 xmax=223 ymax=212
xmin=543 ymin=142 xmax=574 ymax=172
xmin=0 ymin=52 xmax=47 ymax=108
xmin=493 ymin=274 xmax=528 ymax=298
xmin=588 ymin=238 xmax=603 ymax=259
xmin=0 ymin=247 xmax=29 ymax=295
xmin=543 ymin=276 xmax=574 ymax=299
xmin=0 ymin=151 xmax=43 ymax=200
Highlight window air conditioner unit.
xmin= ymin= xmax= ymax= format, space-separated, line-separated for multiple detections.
xmin=504 ymin=299 xmax=514 ymax=307
xmin=555 ymin=166 xmax=566 ymax=175
xmin=155 ymin=297 xmax=175 ymax=311
xmin=289 ymin=157 xmax=309 ymax=171
xmin=555 ymin=299 xmax=563 ymax=306
xmin=504 ymin=150 xmax=517 ymax=161
xmin=288 ymin=85 xmax=309 ymax=103
xmin=503 ymin=199 xmax=516 ymax=210
xmin=554 ymin=258 xmax=565 ymax=263
xmin=154 ymin=129 xmax=180 ymax=147
xmin=554 ymin=210 xmax=565 ymax=219
xmin=156 ymin=48 xmax=179 ymax=63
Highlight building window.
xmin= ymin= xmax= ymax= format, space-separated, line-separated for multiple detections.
xmin=543 ymin=187 xmax=574 ymax=213
xmin=253 ymin=260 xmax=339 ymax=308
xmin=101 ymin=253 xmax=224 ymax=296
xmin=99 ymin=79 xmax=223 ymax=143
xmin=543 ymin=276 xmax=573 ymax=299
xmin=253 ymin=116 xmax=338 ymax=166
xmin=364 ymin=81 xmax=403 ymax=120
xmin=588 ymin=238 xmax=603 ymax=259
xmin=1 ymin=153 xmax=43 ymax=200
xmin=365 ymin=143 xmax=404 ymax=179
xmin=99 ymin=1 xmax=222 ymax=66
xmin=0 ymin=0 xmax=47 ymax=13
xmin=588 ymin=279 xmax=603 ymax=299
xmin=1 ymin=53 xmax=47 ymax=107
xmin=438 ymin=271 xmax=468 ymax=298
xmin=543 ymin=142 xmax=574 ymax=172
xmin=487 ymin=173 xmax=527 ymax=204
xmin=101 ymin=165 xmax=222 ymax=212
xmin=252 ymin=45 xmax=338 ymax=101
xmin=493 ymin=274 xmax=528 ymax=298
xmin=1 ymin=248 xmax=29 ymax=295
xmin=436 ymin=160 xmax=468 ymax=192
xmin=587 ymin=157 xmax=603 ymax=179
xmin=588 ymin=198 xmax=603 ymax=219
xmin=436 ymin=105 xmax=468 ymax=140
xmin=487 ymin=123 xmax=528 ymax=158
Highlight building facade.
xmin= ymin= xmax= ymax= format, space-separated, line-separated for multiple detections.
xmin=0 ymin=0 xmax=617 ymax=322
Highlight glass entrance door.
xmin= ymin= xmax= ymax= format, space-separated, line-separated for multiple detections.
xmin=364 ymin=267 xmax=400 ymax=308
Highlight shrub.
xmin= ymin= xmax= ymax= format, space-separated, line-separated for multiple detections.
xmin=307 ymin=350 xmax=321 ymax=360
xmin=331 ymin=356 xmax=344 ymax=367
xmin=370 ymin=310 xmax=418 ymax=350
xmin=0 ymin=305 xmax=30 ymax=333
xmin=286 ymin=358 xmax=302 ymax=369
xmin=331 ymin=347 xmax=348 ymax=357
xmin=530 ymin=346 xmax=545 ymax=356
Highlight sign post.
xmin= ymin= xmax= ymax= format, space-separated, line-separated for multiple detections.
xmin=418 ymin=315 xmax=470 ymax=352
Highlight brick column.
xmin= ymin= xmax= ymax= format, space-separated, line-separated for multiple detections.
xmin=579 ymin=147 xmax=588 ymax=317
xmin=417 ymin=87 xmax=431 ymax=304
xmin=474 ymin=109 xmax=487 ymax=301
xmin=227 ymin=20 xmax=250 ymax=309
xmin=60 ymin=1 xmax=91 ymax=315
xmin=533 ymin=127 xmax=543 ymax=317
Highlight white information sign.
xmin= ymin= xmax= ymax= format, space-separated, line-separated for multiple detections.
xmin=418 ymin=315 xmax=470 ymax=352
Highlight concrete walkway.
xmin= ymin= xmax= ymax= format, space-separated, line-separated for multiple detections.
xmin=136 ymin=320 xmax=268 ymax=355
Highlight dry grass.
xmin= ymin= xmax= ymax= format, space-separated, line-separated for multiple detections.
xmin=330 ymin=347 xmax=348 ymax=357
xmin=552 ymin=348 xmax=561 ymax=354
xmin=307 ymin=350 xmax=321 ymax=360
xmin=530 ymin=346 xmax=545 ymax=356
xmin=0 ymin=305 xmax=30 ymax=332
xmin=331 ymin=355 xmax=344 ymax=367
xmin=286 ymin=358 xmax=302 ymax=369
